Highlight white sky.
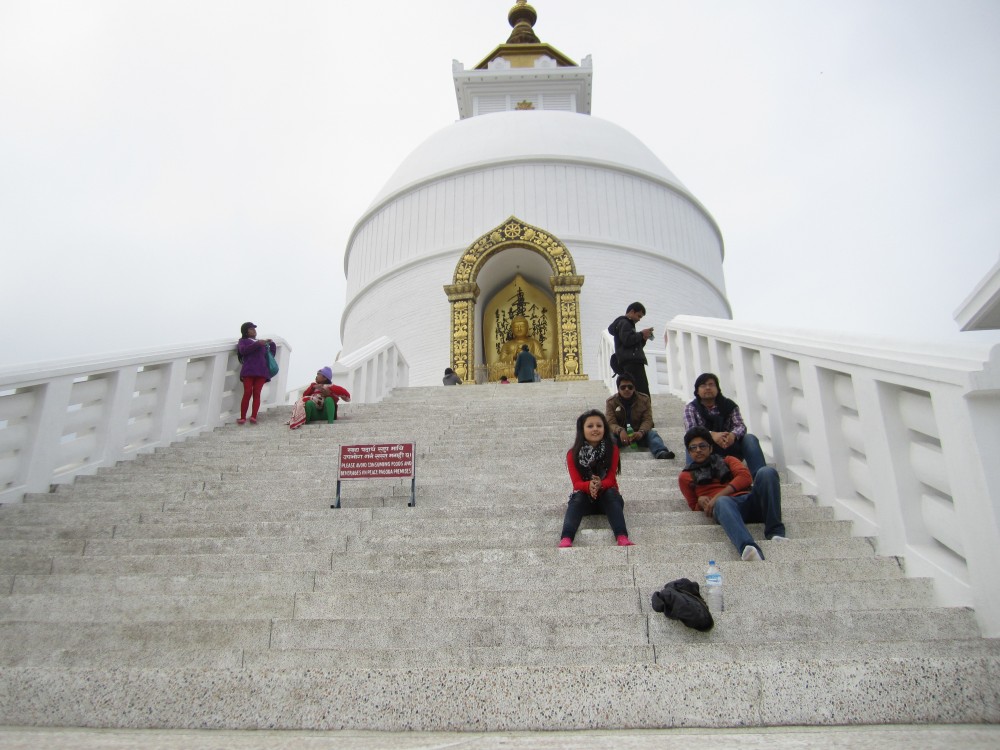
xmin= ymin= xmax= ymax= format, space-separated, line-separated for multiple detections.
xmin=2 ymin=0 xmax=999 ymax=389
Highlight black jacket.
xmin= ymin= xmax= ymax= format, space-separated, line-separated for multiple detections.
xmin=608 ymin=315 xmax=647 ymax=366
xmin=651 ymin=578 xmax=714 ymax=631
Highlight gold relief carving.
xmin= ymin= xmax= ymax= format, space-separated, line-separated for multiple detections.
xmin=485 ymin=274 xmax=554 ymax=381
xmin=447 ymin=216 xmax=587 ymax=382
xmin=451 ymin=216 xmax=577 ymax=286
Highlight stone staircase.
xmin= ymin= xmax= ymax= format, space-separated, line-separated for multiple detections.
xmin=0 ymin=380 xmax=996 ymax=730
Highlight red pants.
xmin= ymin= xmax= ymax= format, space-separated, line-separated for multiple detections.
xmin=240 ymin=376 xmax=266 ymax=419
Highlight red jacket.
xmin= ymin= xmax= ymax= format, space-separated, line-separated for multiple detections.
xmin=303 ymin=383 xmax=351 ymax=402
xmin=566 ymin=445 xmax=620 ymax=495
xmin=678 ymin=455 xmax=752 ymax=511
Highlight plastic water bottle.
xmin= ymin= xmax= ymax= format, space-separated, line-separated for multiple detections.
xmin=626 ymin=423 xmax=639 ymax=450
xmin=704 ymin=560 xmax=724 ymax=612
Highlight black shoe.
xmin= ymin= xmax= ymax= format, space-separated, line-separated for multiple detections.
xmin=656 ymin=450 xmax=675 ymax=460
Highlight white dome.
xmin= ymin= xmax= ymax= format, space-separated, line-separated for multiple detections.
xmin=369 ymin=110 xmax=690 ymax=208
xmin=342 ymin=109 xmax=730 ymax=387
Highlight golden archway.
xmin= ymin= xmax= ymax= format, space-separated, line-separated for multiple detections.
xmin=444 ymin=216 xmax=587 ymax=382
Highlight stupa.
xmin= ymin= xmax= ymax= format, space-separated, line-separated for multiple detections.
xmin=340 ymin=1 xmax=731 ymax=385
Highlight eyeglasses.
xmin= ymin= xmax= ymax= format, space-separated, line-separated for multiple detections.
xmin=687 ymin=442 xmax=712 ymax=452
xmin=619 ymin=385 xmax=634 ymax=391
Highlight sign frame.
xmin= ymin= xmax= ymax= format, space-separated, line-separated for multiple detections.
xmin=333 ymin=442 xmax=416 ymax=508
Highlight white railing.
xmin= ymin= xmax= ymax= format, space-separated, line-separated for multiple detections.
xmin=598 ymin=331 xmax=666 ymax=395
xmin=656 ymin=315 xmax=1000 ymax=636
xmin=329 ymin=336 xmax=409 ymax=404
xmin=0 ymin=338 xmax=291 ymax=504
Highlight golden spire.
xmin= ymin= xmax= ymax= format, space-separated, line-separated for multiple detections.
xmin=506 ymin=1 xmax=540 ymax=44
xmin=472 ymin=1 xmax=577 ymax=71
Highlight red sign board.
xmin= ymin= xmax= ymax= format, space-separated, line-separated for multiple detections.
xmin=339 ymin=443 xmax=415 ymax=479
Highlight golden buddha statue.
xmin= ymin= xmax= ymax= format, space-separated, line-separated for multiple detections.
xmin=498 ymin=316 xmax=545 ymax=363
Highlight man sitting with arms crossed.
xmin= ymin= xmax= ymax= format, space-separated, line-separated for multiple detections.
xmin=679 ymin=426 xmax=787 ymax=561
xmin=606 ymin=373 xmax=675 ymax=459
xmin=683 ymin=372 xmax=767 ymax=477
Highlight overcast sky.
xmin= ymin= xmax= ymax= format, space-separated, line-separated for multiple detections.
xmin=3 ymin=0 xmax=999 ymax=389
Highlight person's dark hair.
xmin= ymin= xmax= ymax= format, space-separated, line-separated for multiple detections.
xmin=684 ymin=426 xmax=713 ymax=449
xmin=571 ymin=409 xmax=621 ymax=476
xmin=616 ymin=374 xmax=635 ymax=389
xmin=521 ymin=344 xmax=529 ymax=352
xmin=626 ymin=302 xmax=646 ymax=315
xmin=240 ymin=322 xmax=255 ymax=338
xmin=444 ymin=368 xmax=455 ymax=376
xmin=693 ymin=372 xmax=722 ymax=398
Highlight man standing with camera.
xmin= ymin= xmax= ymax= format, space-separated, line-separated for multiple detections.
xmin=608 ymin=301 xmax=654 ymax=396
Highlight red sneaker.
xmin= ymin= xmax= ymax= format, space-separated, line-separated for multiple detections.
xmin=616 ymin=535 xmax=634 ymax=547
xmin=558 ymin=537 xmax=573 ymax=548
xmin=237 ymin=418 xmax=246 ymax=425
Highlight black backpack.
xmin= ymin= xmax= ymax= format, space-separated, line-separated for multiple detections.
xmin=650 ymin=578 xmax=714 ymax=631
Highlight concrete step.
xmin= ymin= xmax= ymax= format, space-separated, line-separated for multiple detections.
xmin=2 ymin=660 xmax=996 ymax=729
xmin=0 ymin=379 xmax=994 ymax=732
xmin=0 ymin=592 xmax=295 ymax=622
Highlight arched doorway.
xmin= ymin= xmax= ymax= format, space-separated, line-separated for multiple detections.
xmin=443 ymin=216 xmax=587 ymax=382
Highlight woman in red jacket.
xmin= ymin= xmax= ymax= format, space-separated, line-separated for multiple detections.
xmin=558 ymin=409 xmax=634 ymax=548
xmin=289 ymin=367 xmax=351 ymax=429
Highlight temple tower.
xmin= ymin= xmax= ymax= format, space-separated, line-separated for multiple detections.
xmin=341 ymin=2 xmax=731 ymax=385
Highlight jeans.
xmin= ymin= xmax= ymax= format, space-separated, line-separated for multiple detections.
xmin=686 ymin=433 xmax=766 ymax=477
xmin=727 ymin=433 xmax=766 ymax=478
xmin=615 ymin=428 xmax=671 ymax=458
xmin=560 ymin=488 xmax=628 ymax=540
xmin=711 ymin=466 xmax=785 ymax=558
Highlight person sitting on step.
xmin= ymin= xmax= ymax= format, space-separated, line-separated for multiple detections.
xmin=679 ymin=426 xmax=787 ymax=561
xmin=683 ymin=372 xmax=767 ymax=477
xmin=558 ymin=409 xmax=635 ymax=548
xmin=288 ymin=367 xmax=350 ymax=429
xmin=605 ymin=373 xmax=675 ymax=459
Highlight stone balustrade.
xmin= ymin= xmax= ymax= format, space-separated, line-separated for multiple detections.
xmin=654 ymin=315 xmax=1000 ymax=636
xmin=0 ymin=338 xmax=290 ymax=504
xmin=328 ymin=336 xmax=409 ymax=404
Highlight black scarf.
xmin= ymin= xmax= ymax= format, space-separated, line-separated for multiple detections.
xmin=693 ymin=395 xmax=738 ymax=433
xmin=685 ymin=453 xmax=733 ymax=486
xmin=576 ymin=440 xmax=609 ymax=480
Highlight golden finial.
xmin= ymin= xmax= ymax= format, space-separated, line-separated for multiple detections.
xmin=507 ymin=1 xmax=540 ymax=44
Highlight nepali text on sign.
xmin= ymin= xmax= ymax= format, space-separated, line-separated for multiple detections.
xmin=339 ymin=443 xmax=415 ymax=479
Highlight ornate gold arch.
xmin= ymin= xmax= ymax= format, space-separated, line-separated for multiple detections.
xmin=444 ymin=216 xmax=587 ymax=382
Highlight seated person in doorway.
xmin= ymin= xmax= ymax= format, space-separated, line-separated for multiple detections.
xmin=442 ymin=367 xmax=462 ymax=385
xmin=683 ymin=372 xmax=766 ymax=477
xmin=289 ymin=367 xmax=351 ymax=429
xmin=514 ymin=344 xmax=537 ymax=383
xmin=605 ymin=374 xmax=675 ymax=459
xmin=679 ymin=427 xmax=787 ymax=561
xmin=558 ymin=410 xmax=634 ymax=548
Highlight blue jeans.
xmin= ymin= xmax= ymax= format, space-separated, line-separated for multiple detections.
xmin=560 ymin=488 xmax=628 ymax=540
xmin=615 ymin=428 xmax=672 ymax=458
xmin=727 ymin=433 xmax=766 ymax=478
xmin=686 ymin=433 xmax=766 ymax=477
xmin=711 ymin=466 xmax=785 ymax=558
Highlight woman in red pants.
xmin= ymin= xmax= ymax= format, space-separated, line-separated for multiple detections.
xmin=236 ymin=321 xmax=276 ymax=424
